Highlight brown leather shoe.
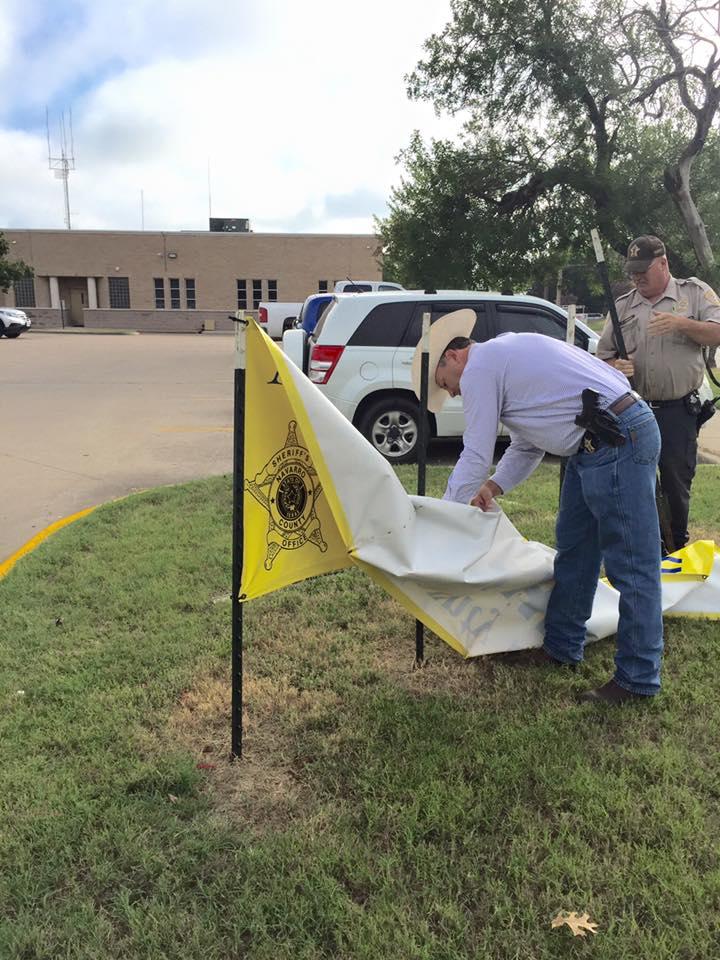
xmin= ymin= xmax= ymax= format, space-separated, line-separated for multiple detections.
xmin=578 ymin=679 xmax=650 ymax=705
xmin=495 ymin=648 xmax=577 ymax=670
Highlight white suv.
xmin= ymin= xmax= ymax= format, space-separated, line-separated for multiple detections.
xmin=0 ymin=307 xmax=32 ymax=338
xmin=283 ymin=290 xmax=599 ymax=463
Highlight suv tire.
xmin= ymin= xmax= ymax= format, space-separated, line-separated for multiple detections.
xmin=357 ymin=395 xmax=428 ymax=464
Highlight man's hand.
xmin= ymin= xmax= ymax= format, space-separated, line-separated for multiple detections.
xmin=648 ymin=311 xmax=688 ymax=337
xmin=609 ymin=357 xmax=635 ymax=377
xmin=470 ymin=479 xmax=504 ymax=511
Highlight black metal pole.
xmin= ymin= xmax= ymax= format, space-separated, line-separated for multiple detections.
xmin=559 ymin=303 xmax=575 ymax=502
xmin=589 ymin=231 xmax=631 ymax=371
xmin=415 ymin=311 xmax=431 ymax=666
xmin=231 ymin=312 xmax=248 ymax=759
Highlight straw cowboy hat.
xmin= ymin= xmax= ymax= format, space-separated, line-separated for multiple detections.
xmin=411 ymin=309 xmax=476 ymax=414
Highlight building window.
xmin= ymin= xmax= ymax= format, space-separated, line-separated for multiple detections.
xmin=108 ymin=277 xmax=130 ymax=309
xmin=154 ymin=278 xmax=165 ymax=309
xmin=169 ymin=278 xmax=180 ymax=309
xmin=252 ymin=279 xmax=262 ymax=310
xmin=318 ymin=280 xmax=328 ymax=293
xmin=237 ymin=279 xmax=247 ymax=311
xmin=268 ymin=279 xmax=277 ymax=302
xmin=185 ymin=278 xmax=196 ymax=309
xmin=14 ymin=277 xmax=36 ymax=307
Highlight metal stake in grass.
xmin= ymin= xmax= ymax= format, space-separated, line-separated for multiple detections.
xmin=231 ymin=311 xmax=249 ymax=759
xmin=558 ymin=303 xmax=576 ymax=502
xmin=414 ymin=311 xmax=431 ymax=668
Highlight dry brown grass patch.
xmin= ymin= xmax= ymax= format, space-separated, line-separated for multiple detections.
xmin=166 ymin=669 xmax=340 ymax=830
xmin=365 ymin=596 xmax=496 ymax=698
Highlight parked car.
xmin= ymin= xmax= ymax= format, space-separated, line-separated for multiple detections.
xmin=333 ymin=280 xmax=404 ymax=294
xmin=283 ymin=290 xmax=598 ymax=463
xmin=260 ymin=281 xmax=405 ymax=340
xmin=283 ymin=290 xmax=599 ymax=463
xmin=257 ymin=301 xmax=304 ymax=340
xmin=296 ymin=293 xmax=334 ymax=335
xmin=0 ymin=307 xmax=32 ymax=338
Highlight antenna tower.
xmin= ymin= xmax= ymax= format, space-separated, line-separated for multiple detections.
xmin=47 ymin=108 xmax=76 ymax=229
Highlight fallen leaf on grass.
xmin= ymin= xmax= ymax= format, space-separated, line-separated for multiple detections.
xmin=196 ymin=762 xmax=217 ymax=771
xmin=168 ymin=794 xmax=179 ymax=804
xmin=551 ymin=911 xmax=599 ymax=937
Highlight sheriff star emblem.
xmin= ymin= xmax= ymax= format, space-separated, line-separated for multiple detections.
xmin=245 ymin=421 xmax=328 ymax=570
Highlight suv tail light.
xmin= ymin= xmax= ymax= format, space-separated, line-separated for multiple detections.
xmin=309 ymin=344 xmax=344 ymax=384
xmin=258 ymin=306 xmax=268 ymax=325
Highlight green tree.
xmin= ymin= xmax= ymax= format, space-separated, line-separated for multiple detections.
xmin=628 ymin=1 xmax=720 ymax=271
xmin=378 ymin=0 xmax=720 ymax=289
xmin=0 ymin=233 xmax=32 ymax=294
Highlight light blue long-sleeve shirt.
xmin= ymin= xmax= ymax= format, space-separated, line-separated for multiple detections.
xmin=443 ymin=333 xmax=630 ymax=503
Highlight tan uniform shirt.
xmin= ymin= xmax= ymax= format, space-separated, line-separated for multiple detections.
xmin=596 ymin=276 xmax=720 ymax=401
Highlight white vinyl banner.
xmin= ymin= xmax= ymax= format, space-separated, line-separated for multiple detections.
xmin=252 ymin=325 xmax=719 ymax=657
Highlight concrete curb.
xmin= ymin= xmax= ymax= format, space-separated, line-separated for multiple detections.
xmin=698 ymin=448 xmax=720 ymax=465
xmin=30 ymin=328 xmax=140 ymax=335
xmin=0 ymin=506 xmax=98 ymax=579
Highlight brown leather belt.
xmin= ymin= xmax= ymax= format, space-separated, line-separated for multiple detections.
xmin=608 ymin=391 xmax=641 ymax=415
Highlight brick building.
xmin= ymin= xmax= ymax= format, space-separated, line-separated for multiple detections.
xmin=1 ymin=228 xmax=380 ymax=332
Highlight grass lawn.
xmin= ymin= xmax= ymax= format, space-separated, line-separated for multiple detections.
xmin=710 ymin=368 xmax=719 ymax=400
xmin=1 ymin=463 xmax=719 ymax=959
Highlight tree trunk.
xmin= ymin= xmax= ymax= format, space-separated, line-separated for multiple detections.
xmin=664 ymin=156 xmax=716 ymax=274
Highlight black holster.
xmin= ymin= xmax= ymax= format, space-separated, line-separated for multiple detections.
xmin=575 ymin=389 xmax=627 ymax=448
xmin=696 ymin=399 xmax=717 ymax=433
xmin=684 ymin=389 xmax=716 ymax=435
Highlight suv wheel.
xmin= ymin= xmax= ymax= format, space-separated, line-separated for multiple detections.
xmin=358 ymin=396 xmax=427 ymax=464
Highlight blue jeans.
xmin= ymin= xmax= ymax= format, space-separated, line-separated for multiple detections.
xmin=543 ymin=400 xmax=663 ymax=695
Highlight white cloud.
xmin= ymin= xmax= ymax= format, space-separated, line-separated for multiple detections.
xmin=0 ymin=0 xmax=464 ymax=233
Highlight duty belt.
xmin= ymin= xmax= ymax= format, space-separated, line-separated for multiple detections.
xmin=647 ymin=393 xmax=692 ymax=409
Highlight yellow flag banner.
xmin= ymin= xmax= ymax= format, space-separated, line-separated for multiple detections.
xmin=240 ymin=320 xmax=720 ymax=652
xmin=240 ymin=321 xmax=351 ymax=601
xmin=660 ymin=541 xmax=720 ymax=620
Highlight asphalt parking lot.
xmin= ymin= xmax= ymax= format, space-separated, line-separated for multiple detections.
xmin=1 ymin=332 xmax=238 ymax=562
xmin=1 ymin=331 xmax=467 ymax=565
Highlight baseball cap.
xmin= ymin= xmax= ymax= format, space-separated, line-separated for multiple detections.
xmin=625 ymin=235 xmax=666 ymax=273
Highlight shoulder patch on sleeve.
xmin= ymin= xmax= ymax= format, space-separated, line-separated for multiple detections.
xmin=684 ymin=276 xmax=720 ymax=306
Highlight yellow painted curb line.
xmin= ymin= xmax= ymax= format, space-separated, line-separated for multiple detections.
xmin=0 ymin=506 xmax=98 ymax=580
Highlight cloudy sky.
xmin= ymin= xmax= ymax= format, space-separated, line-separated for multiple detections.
xmin=0 ymin=0 xmax=464 ymax=234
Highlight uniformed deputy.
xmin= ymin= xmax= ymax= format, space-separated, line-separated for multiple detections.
xmin=597 ymin=236 xmax=720 ymax=550
xmin=412 ymin=312 xmax=663 ymax=705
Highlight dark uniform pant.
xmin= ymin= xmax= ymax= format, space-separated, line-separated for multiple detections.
xmin=653 ymin=401 xmax=697 ymax=551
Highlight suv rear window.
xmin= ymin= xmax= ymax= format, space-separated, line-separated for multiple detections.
xmin=494 ymin=304 xmax=588 ymax=349
xmin=401 ymin=302 xmax=491 ymax=347
xmin=347 ymin=301 xmax=416 ymax=347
